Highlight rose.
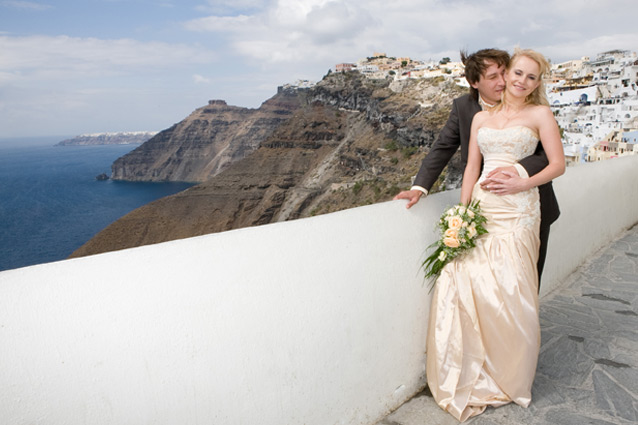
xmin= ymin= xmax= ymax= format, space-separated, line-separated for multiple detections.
xmin=423 ymin=200 xmax=488 ymax=286
xmin=446 ymin=215 xmax=463 ymax=230
xmin=443 ymin=236 xmax=460 ymax=248
xmin=468 ymin=223 xmax=477 ymax=238
xmin=423 ymin=201 xmax=487 ymax=285
xmin=444 ymin=228 xmax=458 ymax=239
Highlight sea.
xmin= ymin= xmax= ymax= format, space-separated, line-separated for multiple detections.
xmin=0 ymin=137 xmax=195 ymax=272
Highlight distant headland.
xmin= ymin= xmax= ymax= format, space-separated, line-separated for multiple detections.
xmin=56 ymin=131 xmax=158 ymax=146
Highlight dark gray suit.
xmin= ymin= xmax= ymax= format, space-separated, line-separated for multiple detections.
xmin=413 ymin=93 xmax=560 ymax=280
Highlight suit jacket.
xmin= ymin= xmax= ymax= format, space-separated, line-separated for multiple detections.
xmin=413 ymin=93 xmax=560 ymax=230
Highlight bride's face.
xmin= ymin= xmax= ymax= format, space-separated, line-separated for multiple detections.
xmin=504 ymin=56 xmax=541 ymax=99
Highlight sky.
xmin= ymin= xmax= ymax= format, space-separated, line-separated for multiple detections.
xmin=1 ymin=0 xmax=638 ymax=139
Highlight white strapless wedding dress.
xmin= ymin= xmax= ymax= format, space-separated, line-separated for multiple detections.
xmin=426 ymin=126 xmax=542 ymax=422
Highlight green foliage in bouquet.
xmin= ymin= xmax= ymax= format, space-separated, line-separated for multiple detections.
xmin=422 ymin=200 xmax=488 ymax=288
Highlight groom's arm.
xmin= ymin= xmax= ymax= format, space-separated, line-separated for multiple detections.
xmin=412 ymin=99 xmax=463 ymax=192
xmin=394 ymin=99 xmax=462 ymax=208
xmin=518 ymin=143 xmax=549 ymax=178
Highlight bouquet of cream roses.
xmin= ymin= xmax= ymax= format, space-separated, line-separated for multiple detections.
xmin=422 ymin=200 xmax=488 ymax=285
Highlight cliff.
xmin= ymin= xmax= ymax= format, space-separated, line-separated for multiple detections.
xmin=111 ymin=93 xmax=302 ymax=182
xmin=71 ymin=72 xmax=466 ymax=257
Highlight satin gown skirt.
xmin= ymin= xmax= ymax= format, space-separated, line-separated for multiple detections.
xmin=425 ymin=129 xmax=542 ymax=421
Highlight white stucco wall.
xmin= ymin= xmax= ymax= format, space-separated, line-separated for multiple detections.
xmin=1 ymin=156 xmax=638 ymax=424
xmin=541 ymin=155 xmax=638 ymax=296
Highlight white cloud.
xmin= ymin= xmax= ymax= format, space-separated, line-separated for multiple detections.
xmin=193 ymin=74 xmax=211 ymax=84
xmin=538 ymin=34 xmax=638 ymax=63
xmin=0 ymin=35 xmax=221 ymax=136
xmin=183 ymin=0 xmax=638 ymax=67
xmin=184 ymin=14 xmax=255 ymax=32
xmin=184 ymin=0 xmax=377 ymax=67
xmin=195 ymin=0 xmax=266 ymax=14
xmin=297 ymin=1 xmax=374 ymax=45
xmin=1 ymin=1 xmax=52 ymax=11
xmin=0 ymin=35 xmax=217 ymax=83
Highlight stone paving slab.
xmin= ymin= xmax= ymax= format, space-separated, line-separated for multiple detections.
xmin=375 ymin=225 xmax=638 ymax=424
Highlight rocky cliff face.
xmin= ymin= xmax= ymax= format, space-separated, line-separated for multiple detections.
xmin=111 ymin=91 xmax=302 ymax=182
xmin=71 ymin=72 xmax=467 ymax=258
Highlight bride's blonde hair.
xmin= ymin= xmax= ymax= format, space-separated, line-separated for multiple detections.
xmin=501 ymin=48 xmax=550 ymax=107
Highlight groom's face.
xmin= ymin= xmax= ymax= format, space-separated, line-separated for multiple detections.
xmin=471 ymin=61 xmax=506 ymax=105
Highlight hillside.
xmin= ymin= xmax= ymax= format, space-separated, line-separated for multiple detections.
xmin=111 ymin=93 xmax=302 ymax=182
xmin=71 ymin=72 xmax=466 ymax=257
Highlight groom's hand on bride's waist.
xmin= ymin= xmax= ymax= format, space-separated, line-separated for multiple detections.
xmin=481 ymin=166 xmax=527 ymax=196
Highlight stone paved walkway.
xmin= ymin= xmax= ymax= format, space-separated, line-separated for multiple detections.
xmin=375 ymin=225 xmax=638 ymax=425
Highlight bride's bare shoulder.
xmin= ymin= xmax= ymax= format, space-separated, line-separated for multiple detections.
xmin=472 ymin=110 xmax=491 ymax=128
xmin=529 ymin=104 xmax=552 ymax=117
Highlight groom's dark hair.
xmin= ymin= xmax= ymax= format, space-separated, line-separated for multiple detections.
xmin=461 ymin=48 xmax=510 ymax=100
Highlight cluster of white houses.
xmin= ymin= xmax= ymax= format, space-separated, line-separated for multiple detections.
xmin=335 ymin=52 xmax=467 ymax=85
xmin=284 ymin=52 xmax=467 ymax=90
xmin=548 ymin=50 xmax=638 ymax=164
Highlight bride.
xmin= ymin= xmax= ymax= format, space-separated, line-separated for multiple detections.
xmin=426 ymin=49 xmax=565 ymax=422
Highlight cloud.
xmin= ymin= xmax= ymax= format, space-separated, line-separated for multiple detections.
xmin=0 ymin=35 xmax=217 ymax=83
xmin=184 ymin=14 xmax=255 ymax=32
xmin=193 ymin=74 xmax=211 ymax=84
xmin=1 ymin=1 xmax=52 ymax=11
xmin=184 ymin=0 xmax=378 ymax=70
xmin=538 ymin=34 xmax=638 ymax=63
xmin=0 ymin=34 xmax=222 ymax=136
xmin=181 ymin=0 xmax=489 ymax=69
xmin=195 ymin=0 xmax=266 ymax=15
xmin=183 ymin=0 xmax=638 ymax=67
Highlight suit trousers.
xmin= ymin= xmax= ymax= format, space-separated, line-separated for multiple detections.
xmin=537 ymin=225 xmax=550 ymax=291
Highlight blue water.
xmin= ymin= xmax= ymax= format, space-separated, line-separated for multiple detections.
xmin=0 ymin=140 xmax=194 ymax=272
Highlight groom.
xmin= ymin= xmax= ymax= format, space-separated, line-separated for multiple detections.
xmin=394 ymin=48 xmax=560 ymax=285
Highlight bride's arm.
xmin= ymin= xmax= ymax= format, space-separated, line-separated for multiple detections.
xmin=460 ymin=116 xmax=484 ymax=204
xmin=519 ymin=107 xmax=565 ymax=190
